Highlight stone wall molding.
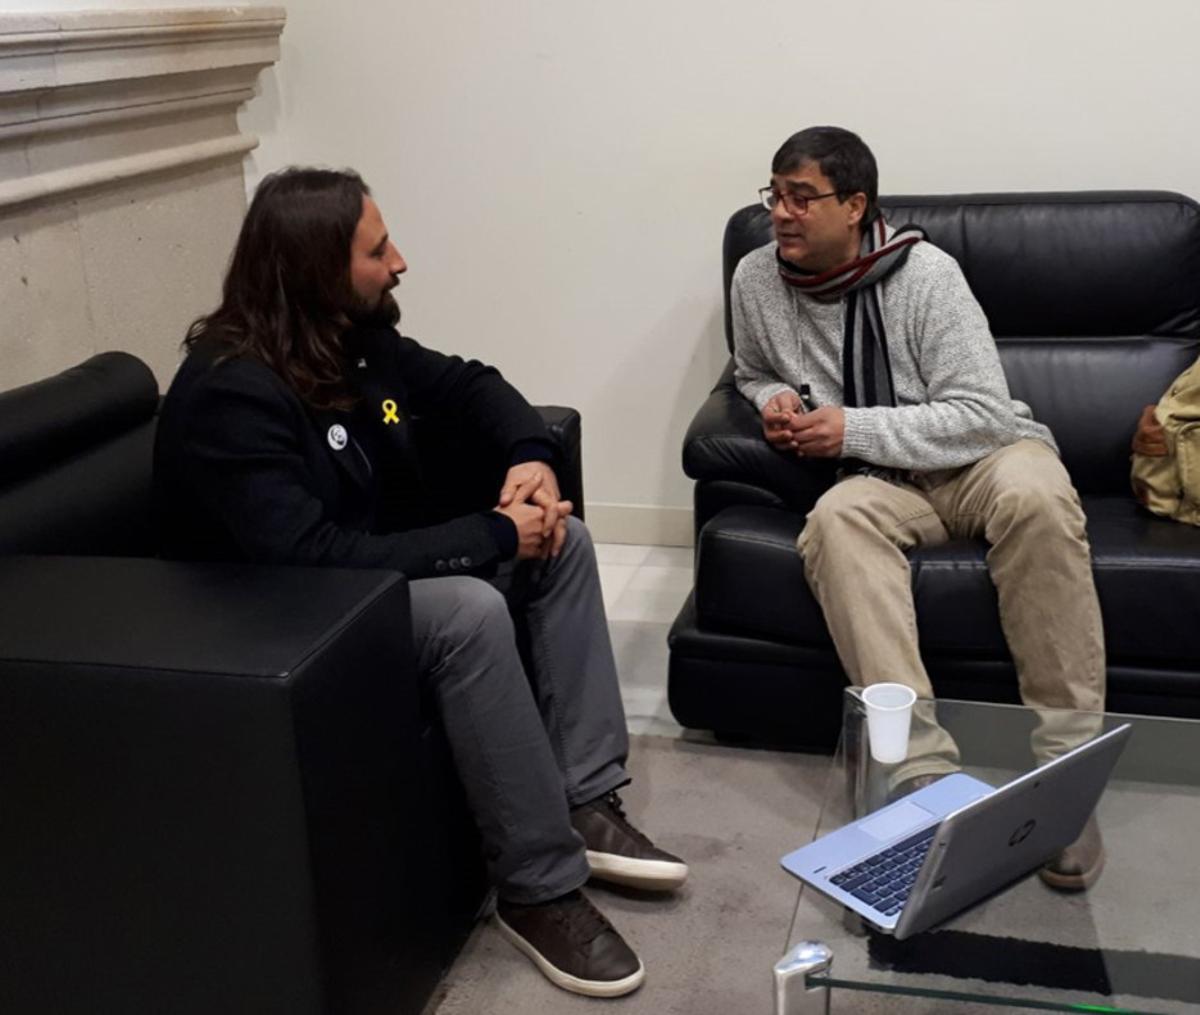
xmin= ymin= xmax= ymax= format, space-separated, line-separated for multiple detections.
xmin=0 ymin=6 xmax=285 ymax=211
xmin=0 ymin=133 xmax=257 ymax=209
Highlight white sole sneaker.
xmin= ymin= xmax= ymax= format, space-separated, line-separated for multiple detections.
xmin=586 ymin=849 xmax=689 ymax=890
xmin=495 ymin=914 xmax=646 ymax=998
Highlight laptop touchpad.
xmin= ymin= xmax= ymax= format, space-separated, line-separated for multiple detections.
xmin=860 ymin=800 xmax=934 ymax=842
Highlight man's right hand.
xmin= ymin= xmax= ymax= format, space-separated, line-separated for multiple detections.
xmin=496 ymin=501 xmax=548 ymax=559
xmin=762 ymin=391 xmax=803 ymax=450
xmin=1132 ymin=404 xmax=1168 ymax=457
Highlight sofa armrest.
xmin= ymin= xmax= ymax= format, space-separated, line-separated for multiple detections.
xmin=0 ymin=352 xmax=159 ymax=556
xmin=682 ymin=360 xmax=836 ymax=510
xmin=408 ymin=404 xmax=584 ymax=523
xmin=536 ymin=405 xmax=583 ymax=519
xmin=0 ymin=555 xmax=440 ymax=1015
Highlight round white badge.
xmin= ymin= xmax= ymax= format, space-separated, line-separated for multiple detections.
xmin=327 ymin=424 xmax=348 ymax=451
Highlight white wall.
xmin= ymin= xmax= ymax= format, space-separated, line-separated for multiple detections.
xmin=230 ymin=1 xmax=1200 ymax=541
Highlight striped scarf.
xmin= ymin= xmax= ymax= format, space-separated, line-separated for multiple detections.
xmin=776 ymin=215 xmax=925 ymax=410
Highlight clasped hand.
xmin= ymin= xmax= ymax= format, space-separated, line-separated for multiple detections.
xmin=496 ymin=461 xmax=572 ymax=559
xmin=761 ymin=391 xmax=845 ymax=458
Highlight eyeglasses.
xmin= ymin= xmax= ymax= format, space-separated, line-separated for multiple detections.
xmin=759 ymin=187 xmax=840 ymax=215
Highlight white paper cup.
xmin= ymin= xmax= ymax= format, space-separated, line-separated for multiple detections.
xmin=862 ymin=682 xmax=917 ymax=764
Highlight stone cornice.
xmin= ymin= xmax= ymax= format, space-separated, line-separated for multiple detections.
xmin=0 ymin=6 xmax=285 ymax=210
xmin=0 ymin=8 xmax=286 ymax=62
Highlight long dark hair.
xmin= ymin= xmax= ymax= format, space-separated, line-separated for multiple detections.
xmin=186 ymin=167 xmax=369 ymax=410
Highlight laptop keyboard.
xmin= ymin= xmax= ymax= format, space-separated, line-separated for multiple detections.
xmin=829 ymin=825 xmax=936 ymax=917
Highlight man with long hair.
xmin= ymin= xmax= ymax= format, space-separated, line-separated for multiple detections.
xmin=154 ymin=167 xmax=686 ymax=998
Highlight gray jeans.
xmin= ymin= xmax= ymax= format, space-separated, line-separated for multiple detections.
xmin=408 ymin=516 xmax=629 ymax=904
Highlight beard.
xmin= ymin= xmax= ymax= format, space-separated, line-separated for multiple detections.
xmin=346 ymin=288 xmax=401 ymax=329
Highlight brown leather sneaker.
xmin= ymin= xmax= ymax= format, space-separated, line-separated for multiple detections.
xmin=1040 ymin=813 xmax=1105 ymax=891
xmin=495 ymin=890 xmax=645 ymax=998
xmin=570 ymin=791 xmax=689 ymax=891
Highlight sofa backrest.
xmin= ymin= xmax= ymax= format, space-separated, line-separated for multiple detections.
xmin=0 ymin=352 xmax=160 ymax=555
xmin=722 ymin=192 xmax=1200 ymax=494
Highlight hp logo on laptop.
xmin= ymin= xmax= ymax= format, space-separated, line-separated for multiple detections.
xmin=1008 ymin=819 xmax=1036 ymax=846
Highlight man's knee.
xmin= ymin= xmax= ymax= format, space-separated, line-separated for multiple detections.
xmin=986 ymin=446 xmax=1086 ymax=538
xmin=800 ymin=478 xmax=933 ymax=556
xmin=553 ymin=515 xmax=596 ymax=569
xmin=799 ymin=484 xmax=876 ymax=566
xmin=410 ymin=575 xmax=518 ymax=680
xmin=563 ymin=514 xmax=590 ymax=548
xmin=803 ymin=480 xmax=871 ymax=536
xmin=994 ymin=477 xmax=1077 ymax=518
xmin=434 ymin=576 xmax=513 ymax=644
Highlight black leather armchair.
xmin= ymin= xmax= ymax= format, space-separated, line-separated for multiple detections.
xmin=0 ymin=352 xmax=584 ymax=1015
xmin=670 ymin=192 xmax=1200 ymax=749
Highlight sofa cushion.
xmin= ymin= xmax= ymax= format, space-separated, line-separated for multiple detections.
xmin=696 ymin=499 xmax=1200 ymax=668
xmin=694 ymin=506 xmax=822 ymax=646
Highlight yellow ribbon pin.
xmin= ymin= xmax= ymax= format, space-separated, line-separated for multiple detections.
xmin=381 ymin=399 xmax=400 ymax=425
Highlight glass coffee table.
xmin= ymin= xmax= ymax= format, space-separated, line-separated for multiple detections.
xmin=774 ymin=691 xmax=1200 ymax=1014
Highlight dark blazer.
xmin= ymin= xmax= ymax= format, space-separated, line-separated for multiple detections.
xmin=153 ymin=325 xmax=554 ymax=580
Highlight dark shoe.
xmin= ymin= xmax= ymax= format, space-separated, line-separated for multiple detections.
xmin=495 ymin=890 xmax=645 ymax=997
xmin=571 ymin=791 xmax=688 ymax=891
xmin=1040 ymin=813 xmax=1105 ymax=891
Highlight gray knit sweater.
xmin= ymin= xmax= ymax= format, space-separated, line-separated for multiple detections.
xmin=731 ymin=240 xmax=1056 ymax=472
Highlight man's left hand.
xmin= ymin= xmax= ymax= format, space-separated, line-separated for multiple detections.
xmin=789 ymin=407 xmax=845 ymax=458
xmin=499 ymin=461 xmax=573 ymax=554
xmin=1132 ymin=404 xmax=1168 ymax=457
xmin=500 ymin=460 xmax=560 ymax=508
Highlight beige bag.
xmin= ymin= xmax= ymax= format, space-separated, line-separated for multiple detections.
xmin=1131 ymin=357 xmax=1200 ymax=526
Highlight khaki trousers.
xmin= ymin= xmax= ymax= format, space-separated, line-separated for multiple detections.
xmin=797 ymin=440 xmax=1106 ymax=783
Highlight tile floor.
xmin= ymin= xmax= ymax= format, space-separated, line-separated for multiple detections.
xmin=595 ymin=541 xmax=695 ymax=738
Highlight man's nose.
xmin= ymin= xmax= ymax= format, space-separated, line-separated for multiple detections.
xmin=771 ymin=200 xmax=794 ymax=224
xmin=390 ymin=247 xmax=407 ymax=275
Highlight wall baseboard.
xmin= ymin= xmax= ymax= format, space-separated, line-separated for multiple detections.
xmin=584 ymin=503 xmax=694 ymax=547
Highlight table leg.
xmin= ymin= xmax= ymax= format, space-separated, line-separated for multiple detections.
xmin=774 ymin=940 xmax=833 ymax=1015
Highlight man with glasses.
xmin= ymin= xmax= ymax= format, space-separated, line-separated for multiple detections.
xmin=154 ymin=167 xmax=687 ymax=998
xmin=732 ymin=126 xmax=1107 ymax=890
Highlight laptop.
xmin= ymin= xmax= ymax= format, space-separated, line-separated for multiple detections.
xmin=781 ymin=723 xmax=1131 ymax=940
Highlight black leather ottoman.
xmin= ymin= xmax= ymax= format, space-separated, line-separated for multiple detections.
xmin=0 ymin=556 xmax=484 ymax=1015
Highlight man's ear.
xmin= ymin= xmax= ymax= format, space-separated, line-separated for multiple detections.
xmin=845 ymin=192 xmax=868 ymax=229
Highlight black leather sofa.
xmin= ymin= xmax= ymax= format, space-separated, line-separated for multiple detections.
xmin=0 ymin=352 xmax=584 ymax=1015
xmin=670 ymin=191 xmax=1200 ymax=749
